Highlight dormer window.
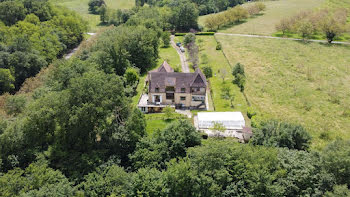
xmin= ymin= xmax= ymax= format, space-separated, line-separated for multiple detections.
xmin=181 ymin=88 xmax=186 ymax=93
xmin=155 ymin=88 xmax=159 ymax=92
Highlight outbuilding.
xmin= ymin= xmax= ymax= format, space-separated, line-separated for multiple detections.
xmin=197 ymin=112 xmax=245 ymax=130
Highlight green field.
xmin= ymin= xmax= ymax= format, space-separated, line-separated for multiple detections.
xmin=216 ymin=34 xmax=350 ymax=149
xmin=199 ymin=0 xmax=323 ymax=35
xmin=51 ymin=0 xmax=134 ymax=32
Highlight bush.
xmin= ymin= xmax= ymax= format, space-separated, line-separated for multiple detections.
xmin=247 ymin=107 xmax=257 ymax=119
xmin=200 ymin=132 xmax=208 ymax=139
xmin=202 ymin=66 xmax=213 ymax=78
xmin=250 ymin=120 xmax=312 ymax=151
xmin=174 ymin=32 xmax=215 ymax=36
xmin=5 ymin=95 xmax=27 ymax=116
xmin=183 ymin=33 xmax=196 ymax=47
xmin=216 ymin=42 xmax=222 ymax=50
xmin=161 ymin=31 xmax=171 ymax=48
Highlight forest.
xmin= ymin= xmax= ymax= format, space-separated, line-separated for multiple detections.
xmin=0 ymin=0 xmax=350 ymax=196
xmin=0 ymin=0 xmax=87 ymax=94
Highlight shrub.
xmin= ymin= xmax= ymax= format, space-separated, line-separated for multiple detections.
xmin=161 ymin=31 xmax=171 ymax=48
xmin=202 ymin=66 xmax=213 ymax=78
xmin=163 ymin=106 xmax=175 ymax=120
xmin=5 ymin=94 xmax=27 ymax=116
xmin=216 ymin=42 xmax=222 ymax=50
xmin=250 ymin=120 xmax=312 ymax=151
xmin=247 ymin=107 xmax=257 ymax=119
xmin=183 ymin=33 xmax=196 ymax=47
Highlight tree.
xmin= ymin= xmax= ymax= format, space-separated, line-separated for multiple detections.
xmin=232 ymin=63 xmax=246 ymax=92
xmin=0 ymin=1 xmax=26 ymax=26
xmin=78 ymin=165 xmax=133 ymax=196
xmin=322 ymin=139 xmax=350 ymax=186
xmin=296 ymin=19 xmax=314 ymax=39
xmin=132 ymin=168 xmax=167 ymax=196
xmin=219 ymin=68 xmax=227 ymax=82
xmin=163 ymin=106 xmax=174 ymax=120
xmin=318 ymin=9 xmax=347 ymax=43
xmin=0 ymin=158 xmax=75 ymax=197
xmin=161 ymin=31 xmax=171 ymax=48
xmin=124 ymin=67 xmax=140 ymax=86
xmin=99 ymin=4 xmax=108 ymax=23
xmin=130 ymin=120 xmax=201 ymax=169
xmin=221 ymin=85 xmax=235 ymax=108
xmin=202 ymin=66 xmax=213 ymax=78
xmin=0 ymin=68 xmax=15 ymax=94
xmin=250 ymin=120 xmax=312 ymax=151
xmin=88 ymin=0 xmax=105 ymax=14
xmin=204 ymin=16 xmax=218 ymax=31
xmin=4 ymin=95 xmax=27 ymax=116
xmin=232 ymin=62 xmax=245 ymax=76
xmin=229 ymin=6 xmax=248 ymax=23
xmin=183 ymin=33 xmax=196 ymax=47
xmin=171 ymin=0 xmax=199 ymax=31
xmin=325 ymin=185 xmax=350 ymax=197
xmin=276 ymin=18 xmax=292 ymax=35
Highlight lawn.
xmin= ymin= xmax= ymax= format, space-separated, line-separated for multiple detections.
xmin=51 ymin=0 xmax=134 ymax=32
xmin=199 ymin=0 xmax=323 ymax=35
xmin=195 ymin=36 xmax=249 ymax=117
xmin=145 ymin=113 xmax=187 ymax=135
xmin=216 ymin=34 xmax=350 ymax=149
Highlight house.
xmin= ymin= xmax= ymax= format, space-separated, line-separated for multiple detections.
xmin=138 ymin=61 xmax=207 ymax=113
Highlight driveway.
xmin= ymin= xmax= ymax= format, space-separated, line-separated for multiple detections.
xmin=170 ymin=35 xmax=190 ymax=73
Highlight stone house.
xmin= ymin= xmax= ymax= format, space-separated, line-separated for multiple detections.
xmin=138 ymin=61 xmax=207 ymax=113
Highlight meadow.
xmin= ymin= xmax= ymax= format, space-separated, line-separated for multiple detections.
xmin=199 ymin=0 xmax=323 ymax=35
xmin=51 ymin=0 xmax=134 ymax=32
xmin=216 ymin=34 xmax=350 ymax=149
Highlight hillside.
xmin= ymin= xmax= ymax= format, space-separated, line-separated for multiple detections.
xmin=199 ymin=0 xmax=323 ymax=35
xmin=51 ymin=0 xmax=134 ymax=31
xmin=216 ymin=34 xmax=350 ymax=149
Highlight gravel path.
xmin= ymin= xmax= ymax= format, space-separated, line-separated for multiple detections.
xmin=215 ymin=33 xmax=350 ymax=45
xmin=64 ymin=33 xmax=97 ymax=60
xmin=170 ymin=35 xmax=190 ymax=73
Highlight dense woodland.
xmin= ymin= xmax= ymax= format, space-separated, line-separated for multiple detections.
xmin=0 ymin=0 xmax=87 ymax=94
xmin=0 ymin=0 xmax=350 ymax=196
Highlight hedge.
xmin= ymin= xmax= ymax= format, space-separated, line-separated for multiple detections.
xmin=175 ymin=32 xmax=215 ymax=36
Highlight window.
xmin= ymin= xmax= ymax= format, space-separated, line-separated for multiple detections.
xmin=180 ymin=96 xmax=186 ymax=101
xmin=181 ymin=88 xmax=186 ymax=93
xmin=166 ymin=93 xmax=174 ymax=100
xmin=141 ymin=107 xmax=146 ymax=112
xmin=192 ymin=95 xmax=205 ymax=101
xmin=155 ymin=88 xmax=159 ymax=92
xmin=166 ymin=86 xmax=175 ymax=92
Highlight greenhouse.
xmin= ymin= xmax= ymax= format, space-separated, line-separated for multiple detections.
xmin=197 ymin=112 xmax=245 ymax=130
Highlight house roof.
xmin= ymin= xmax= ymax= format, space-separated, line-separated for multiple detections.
xmin=150 ymin=61 xmax=174 ymax=73
xmin=148 ymin=62 xmax=206 ymax=93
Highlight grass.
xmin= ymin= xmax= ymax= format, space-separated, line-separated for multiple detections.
xmin=216 ymin=34 xmax=350 ymax=149
xmin=199 ymin=0 xmax=323 ymax=35
xmin=145 ymin=113 xmax=187 ymax=135
xmin=51 ymin=0 xmax=134 ymax=32
xmin=196 ymin=36 xmax=249 ymax=120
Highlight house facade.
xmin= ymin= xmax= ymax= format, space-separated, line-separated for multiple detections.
xmin=138 ymin=61 xmax=207 ymax=113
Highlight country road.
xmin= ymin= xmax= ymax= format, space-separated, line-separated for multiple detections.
xmin=215 ymin=33 xmax=350 ymax=45
xmin=170 ymin=35 xmax=190 ymax=73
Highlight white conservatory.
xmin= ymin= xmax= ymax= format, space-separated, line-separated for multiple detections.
xmin=197 ymin=112 xmax=245 ymax=130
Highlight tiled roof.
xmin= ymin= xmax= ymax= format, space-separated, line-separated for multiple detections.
xmin=148 ymin=63 xmax=206 ymax=93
